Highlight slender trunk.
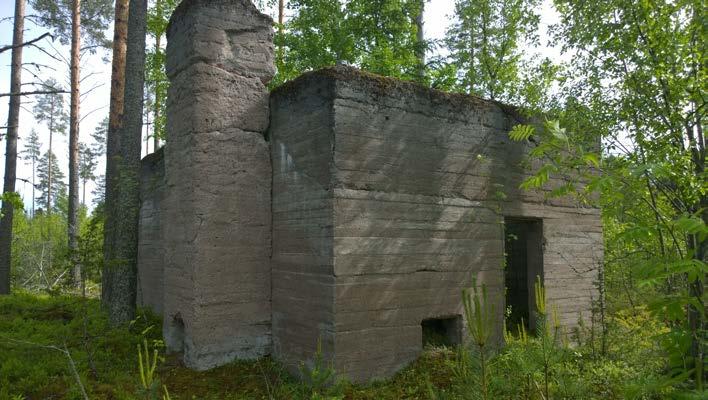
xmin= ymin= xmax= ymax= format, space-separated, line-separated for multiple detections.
xmin=47 ymin=103 xmax=53 ymax=213
xmin=105 ymin=0 xmax=147 ymax=325
xmin=144 ymin=108 xmax=149 ymax=155
xmin=68 ymin=0 xmax=82 ymax=289
xmin=152 ymin=0 xmax=162 ymax=151
xmin=81 ymin=178 xmax=86 ymax=206
xmin=687 ymin=116 xmax=706 ymax=390
xmin=102 ymin=0 xmax=129 ymax=309
xmin=31 ymin=157 xmax=35 ymax=218
xmin=415 ymin=0 xmax=425 ymax=80
xmin=0 ymin=0 xmax=25 ymax=295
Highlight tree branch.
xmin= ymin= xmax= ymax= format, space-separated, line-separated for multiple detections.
xmin=0 ymin=90 xmax=69 ymax=98
xmin=0 ymin=32 xmax=51 ymax=54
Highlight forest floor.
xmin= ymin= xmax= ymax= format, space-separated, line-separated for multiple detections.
xmin=0 ymin=291 xmax=679 ymax=400
xmin=0 ymin=292 xmax=453 ymax=400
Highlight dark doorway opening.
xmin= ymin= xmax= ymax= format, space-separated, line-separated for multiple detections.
xmin=422 ymin=316 xmax=462 ymax=347
xmin=504 ymin=218 xmax=543 ymax=333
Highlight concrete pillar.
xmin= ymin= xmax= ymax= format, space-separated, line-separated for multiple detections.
xmin=162 ymin=0 xmax=274 ymax=370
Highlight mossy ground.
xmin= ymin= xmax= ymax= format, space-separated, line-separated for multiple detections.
xmin=0 ymin=292 xmax=453 ymax=400
xmin=0 ymin=292 xmax=677 ymax=400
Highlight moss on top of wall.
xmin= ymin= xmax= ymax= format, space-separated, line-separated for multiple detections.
xmin=270 ymin=65 xmax=526 ymax=123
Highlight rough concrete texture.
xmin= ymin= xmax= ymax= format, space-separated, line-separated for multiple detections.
xmin=137 ymin=0 xmax=601 ymax=382
xmin=269 ymin=66 xmax=602 ymax=382
xmin=270 ymin=77 xmax=337 ymax=375
xmin=160 ymin=0 xmax=274 ymax=370
xmin=137 ymin=149 xmax=165 ymax=315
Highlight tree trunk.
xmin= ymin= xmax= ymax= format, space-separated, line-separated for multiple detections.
xmin=102 ymin=0 xmax=129 ymax=309
xmin=68 ymin=0 xmax=82 ymax=289
xmin=0 ymin=0 xmax=25 ymax=295
xmin=415 ymin=0 xmax=425 ymax=80
xmin=152 ymin=0 xmax=162 ymax=151
xmin=47 ymin=102 xmax=53 ymax=213
xmin=104 ymin=0 xmax=147 ymax=325
xmin=31 ymin=157 xmax=35 ymax=217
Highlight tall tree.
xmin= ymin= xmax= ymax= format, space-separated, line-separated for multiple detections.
xmin=507 ymin=0 xmax=706 ymax=390
xmin=101 ymin=0 xmax=129 ymax=311
xmin=445 ymin=0 xmax=541 ymax=101
xmin=78 ymin=142 xmax=96 ymax=205
xmin=32 ymin=0 xmax=112 ymax=287
xmin=415 ymin=0 xmax=425 ymax=78
xmin=0 ymin=0 xmax=26 ymax=294
xmin=276 ymin=0 xmax=424 ymax=85
xmin=104 ymin=0 xmax=147 ymax=325
xmin=92 ymin=174 xmax=106 ymax=207
xmin=146 ymin=0 xmax=178 ymax=150
xmin=68 ymin=0 xmax=82 ymax=288
xmin=20 ymin=129 xmax=42 ymax=217
xmin=89 ymin=118 xmax=107 ymax=208
xmin=36 ymin=151 xmax=66 ymax=213
xmin=556 ymin=0 xmax=705 ymax=388
xmin=32 ymin=79 xmax=68 ymax=214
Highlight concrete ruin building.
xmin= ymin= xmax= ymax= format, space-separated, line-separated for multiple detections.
xmin=136 ymin=0 xmax=603 ymax=382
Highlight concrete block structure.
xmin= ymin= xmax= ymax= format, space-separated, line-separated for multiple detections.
xmin=137 ymin=0 xmax=602 ymax=382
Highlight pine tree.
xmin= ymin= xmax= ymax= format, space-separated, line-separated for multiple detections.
xmin=91 ymin=174 xmax=105 ymax=207
xmin=91 ymin=116 xmax=107 ymax=156
xmin=32 ymin=78 xmax=68 ymax=214
xmin=78 ymin=143 xmax=96 ymax=205
xmin=90 ymin=117 xmax=107 ymax=207
xmin=32 ymin=0 xmax=113 ymax=287
xmin=0 ymin=0 xmax=26 ymax=295
xmin=103 ymin=0 xmax=147 ymax=325
xmin=36 ymin=151 xmax=66 ymax=213
xmin=20 ymin=129 xmax=42 ymax=217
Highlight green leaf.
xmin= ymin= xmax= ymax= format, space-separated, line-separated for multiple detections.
xmin=674 ymin=215 xmax=707 ymax=241
xmin=582 ymin=153 xmax=600 ymax=168
xmin=509 ymin=124 xmax=535 ymax=141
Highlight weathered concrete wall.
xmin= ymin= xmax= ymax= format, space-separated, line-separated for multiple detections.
xmin=137 ymin=148 xmax=165 ymax=315
xmin=269 ymin=66 xmax=602 ymax=382
xmin=270 ymin=76 xmax=337 ymax=375
xmin=162 ymin=0 xmax=274 ymax=370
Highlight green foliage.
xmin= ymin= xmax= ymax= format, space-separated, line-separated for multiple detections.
xmin=294 ymin=338 xmax=345 ymax=399
xmin=32 ymin=78 xmax=68 ymax=138
xmin=145 ymin=0 xmax=179 ymax=143
xmin=445 ymin=0 xmax=544 ymax=103
xmin=0 ymin=292 xmax=681 ymax=400
xmin=0 ymin=292 xmax=162 ymax=399
xmin=11 ymin=203 xmax=103 ymax=293
xmin=509 ymin=124 xmax=535 ymax=141
xmin=35 ymin=150 xmax=67 ymax=212
xmin=136 ymin=337 xmax=170 ymax=400
xmin=30 ymin=0 xmax=113 ymax=49
xmin=11 ymin=211 xmax=68 ymax=292
xmin=275 ymin=0 xmax=425 ymax=86
xmin=0 ymin=192 xmax=24 ymax=217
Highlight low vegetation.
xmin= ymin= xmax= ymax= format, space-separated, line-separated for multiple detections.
xmin=0 ymin=287 xmax=693 ymax=400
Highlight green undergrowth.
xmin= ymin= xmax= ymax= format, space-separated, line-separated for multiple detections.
xmin=0 ymin=292 xmax=677 ymax=399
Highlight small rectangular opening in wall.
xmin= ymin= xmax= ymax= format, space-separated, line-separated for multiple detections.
xmin=504 ymin=218 xmax=544 ymax=334
xmin=422 ymin=316 xmax=462 ymax=347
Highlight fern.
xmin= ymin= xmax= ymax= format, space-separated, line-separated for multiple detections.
xmin=509 ymin=124 xmax=535 ymax=141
